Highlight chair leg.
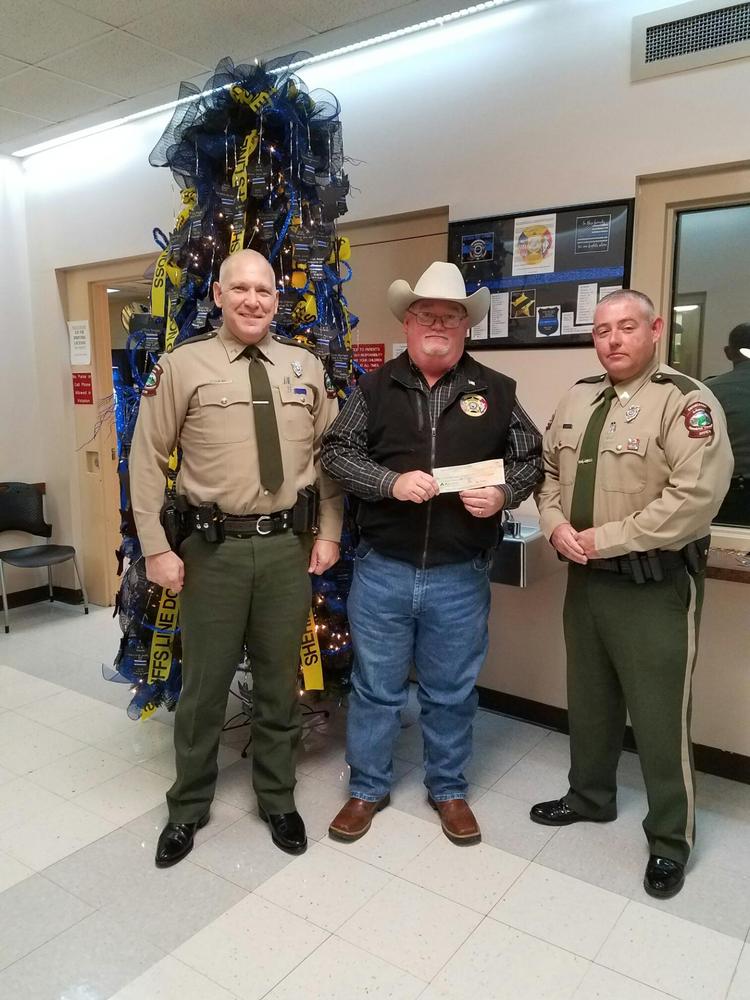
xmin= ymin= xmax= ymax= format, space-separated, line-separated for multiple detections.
xmin=72 ymin=555 xmax=89 ymax=615
xmin=0 ymin=561 xmax=10 ymax=634
xmin=47 ymin=565 xmax=54 ymax=603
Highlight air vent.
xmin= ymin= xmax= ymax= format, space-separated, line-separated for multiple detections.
xmin=632 ymin=1 xmax=750 ymax=80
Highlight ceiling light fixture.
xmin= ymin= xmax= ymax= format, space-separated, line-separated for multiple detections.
xmin=12 ymin=0 xmax=516 ymax=159
xmin=287 ymin=1 xmax=515 ymax=69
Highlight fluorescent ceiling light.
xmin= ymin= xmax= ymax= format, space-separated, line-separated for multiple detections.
xmin=673 ymin=305 xmax=700 ymax=313
xmin=13 ymin=0 xmax=515 ymax=158
xmin=106 ymin=288 xmax=121 ymax=293
xmin=287 ymin=1 xmax=515 ymax=69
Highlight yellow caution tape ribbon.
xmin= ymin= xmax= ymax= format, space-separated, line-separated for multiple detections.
xmin=229 ymin=130 xmax=259 ymax=254
xmin=230 ymin=87 xmax=272 ymax=112
xmin=299 ymin=608 xmax=324 ymax=691
xmin=174 ymin=187 xmax=197 ymax=231
xmin=151 ymin=248 xmax=170 ymax=318
xmin=327 ymin=236 xmax=351 ymax=263
xmin=165 ymin=295 xmax=180 ymax=352
xmin=147 ymin=587 xmax=180 ymax=685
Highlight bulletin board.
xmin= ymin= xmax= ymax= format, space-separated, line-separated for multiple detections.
xmin=448 ymin=199 xmax=634 ymax=349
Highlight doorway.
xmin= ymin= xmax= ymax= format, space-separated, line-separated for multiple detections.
xmin=61 ymin=253 xmax=155 ymax=606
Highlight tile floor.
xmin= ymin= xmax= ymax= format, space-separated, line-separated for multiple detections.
xmin=0 ymin=602 xmax=748 ymax=999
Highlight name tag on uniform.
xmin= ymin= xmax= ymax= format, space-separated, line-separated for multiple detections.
xmin=279 ymin=384 xmax=310 ymax=405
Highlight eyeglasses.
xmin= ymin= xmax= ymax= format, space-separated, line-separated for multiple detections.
xmin=407 ymin=309 xmax=465 ymax=330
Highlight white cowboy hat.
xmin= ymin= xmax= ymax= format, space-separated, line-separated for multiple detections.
xmin=387 ymin=261 xmax=490 ymax=327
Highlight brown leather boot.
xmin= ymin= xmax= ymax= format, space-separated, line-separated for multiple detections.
xmin=428 ymin=796 xmax=481 ymax=845
xmin=328 ymin=794 xmax=390 ymax=842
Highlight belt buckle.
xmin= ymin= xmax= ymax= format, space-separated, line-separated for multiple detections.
xmin=255 ymin=515 xmax=274 ymax=536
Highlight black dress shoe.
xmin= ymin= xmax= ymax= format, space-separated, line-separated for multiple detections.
xmin=259 ymin=808 xmax=307 ymax=855
xmin=530 ymin=798 xmax=606 ymax=826
xmin=644 ymin=855 xmax=685 ymax=899
xmin=155 ymin=812 xmax=210 ymax=868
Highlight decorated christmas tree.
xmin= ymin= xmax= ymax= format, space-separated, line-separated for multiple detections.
xmin=108 ymin=56 xmax=357 ymax=719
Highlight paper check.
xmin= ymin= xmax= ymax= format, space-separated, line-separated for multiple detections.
xmin=432 ymin=459 xmax=505 ymax=493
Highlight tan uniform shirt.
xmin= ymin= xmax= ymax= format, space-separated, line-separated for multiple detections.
xmin=537 ymin=359 xmax=734 ymax=557
xmin=130 ymin=326 xmax=344 ymax=556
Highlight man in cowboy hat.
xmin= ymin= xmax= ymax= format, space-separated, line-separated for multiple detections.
xmin=322 ymin=261 xmax=542 ymax=845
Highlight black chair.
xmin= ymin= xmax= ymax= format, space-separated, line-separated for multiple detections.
xmin=0 ymin=482 xmax=89 ymax=634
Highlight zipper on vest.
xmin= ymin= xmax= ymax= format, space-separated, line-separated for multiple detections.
xmin=421 ymin=404 xmax=437 ymax=570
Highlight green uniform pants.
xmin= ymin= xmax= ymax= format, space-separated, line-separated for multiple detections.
xmin=563 ymin=562 xmax=704 ymax=865
xmin=166 ymin=530 xmax=312 ymax=822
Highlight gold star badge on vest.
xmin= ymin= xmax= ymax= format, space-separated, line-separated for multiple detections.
xmin=460 ymin=394 xmax=487 ymax=417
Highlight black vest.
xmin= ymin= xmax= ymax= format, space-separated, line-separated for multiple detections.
xmin=358 ymin=352 xmax=516 ymax=567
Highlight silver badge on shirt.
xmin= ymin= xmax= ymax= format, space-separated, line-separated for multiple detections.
xmin=624 ymin=405 xmax=640 ymax=423
xmin=291 ymin=361 xmax=303 ymax=378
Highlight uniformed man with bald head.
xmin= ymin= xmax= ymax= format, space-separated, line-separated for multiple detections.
xmin=533 ymin=289 xmax=733 ymax=900
xmin=130 ymin=249 xmax=343 ymax=866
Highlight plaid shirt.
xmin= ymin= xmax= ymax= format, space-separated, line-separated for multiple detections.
xmin=322 ymin=356 xmax=542 ymax=506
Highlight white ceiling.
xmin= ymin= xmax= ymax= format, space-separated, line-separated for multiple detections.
xmin=0 ymin=0 xmax=472 ymax=155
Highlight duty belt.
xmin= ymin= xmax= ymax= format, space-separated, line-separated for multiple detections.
xmin=585 ymin=535 xmax=710 ymax=583
xmin=188 ymin=506 xmax=293 ymax=538
xmin=587 ymin=550 xmax=685 ymax=579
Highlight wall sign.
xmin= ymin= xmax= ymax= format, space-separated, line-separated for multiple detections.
xmin=353 ymin=342 xmax=385 ymax=372
xmin=68 ymin=320 xmax=91 ymax=365
xmin=448 ymin=199 xmax=634 ymax=349
xmin=72 ymin=372 xmax=94 ymax=405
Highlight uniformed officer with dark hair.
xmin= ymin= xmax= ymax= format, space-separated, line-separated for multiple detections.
xmin=706 ymin=322 xmax=750 ymax=526
xmin=130 ymin=249 xmax=343 ymax=867
xmin=533 ymin=288 xmax=733 ymax=899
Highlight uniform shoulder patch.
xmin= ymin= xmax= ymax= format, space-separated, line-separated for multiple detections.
xmin=171 ymin=330 xmax=217 ymax=351
xmin=575 ymin=373 xmax=606 ymax=385
xmin=682 ymin=401 xmax=714 ymax=439
xmin=650 ymin=371 xmax=701 ymax=395
xmin=141 ymin=362 xmax=163 ymax=397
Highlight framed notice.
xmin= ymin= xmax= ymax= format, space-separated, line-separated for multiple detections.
xmin=448 ymin=199 xmax=634 ymax=349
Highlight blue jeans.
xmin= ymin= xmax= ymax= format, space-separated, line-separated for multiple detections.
xmin=346 ymin=543 xmax=491 ymax=802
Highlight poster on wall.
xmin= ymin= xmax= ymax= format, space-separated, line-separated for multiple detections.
xmin=352 ymin=342 xmax=385 ymax=372
xmin=448 ymin=199 xmax=634 ymax=349
xmin=68 ymin=320 xmax=91 ymax=366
